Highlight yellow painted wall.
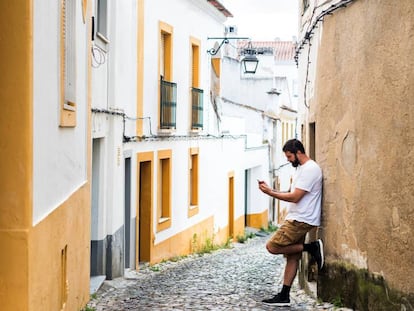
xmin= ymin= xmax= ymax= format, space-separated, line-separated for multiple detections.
xmin=151 ymin=215 xmax=245 ymax=264
xmin=0 ymin=0 xmax=32 ymax=309
xmin=30 ymin=186 xmax=91 ymax=311
xmin=151 ymin=216 xmax=214 ymax=264
xmin=0 ymin=1 xmax=92 ymax=310
xmin=247 ymin=209 xmax=268 ymax=229
xmin=233 ymin=215 xmax=245 ymax=239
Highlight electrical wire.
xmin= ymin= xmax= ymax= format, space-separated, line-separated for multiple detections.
xmin=91 ymin=108 xmax=251 ymax=144
xmin=91 ymin=44 xmax=107 ymax=68
xmin=295 ymin=0 xmax=357 ymax=110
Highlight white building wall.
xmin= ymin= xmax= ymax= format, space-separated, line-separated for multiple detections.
xmin=220 ymin=40 xmax=299 ymax=224
xmin=110 ymin=0 xmax=138 ymax=113
xmin=89 ymin=0 xmax=271 ymax=275
xmin=142 ymin=0 xmax=227 ymax=137
xmin=33 ymin=0 xmax=89 ymax=225
xmin=129 ymin=138 xmax=246 ymax=244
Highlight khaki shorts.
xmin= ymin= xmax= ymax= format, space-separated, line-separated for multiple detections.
xmin=269 ymin=220 xmax=315 ymax=247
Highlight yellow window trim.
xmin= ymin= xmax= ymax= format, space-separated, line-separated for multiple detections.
xmin=158 ymin=21 xmax=174 ymax=132
xmin=136 ymin=0 xmax=145 ymax=136
xmin=60 ymin=0 xmax=76 ymax=127
xmin=158 ymin=21 xmax=173 ymax=81
xmin=190 ymin=36 xmax=200 ymax=88
xmin=189 ymin=37 xmax=202 ymax=132
xmin=157 ymin=149 xmax=172 ymax=232
xmin=188 ymin=147 xmax=199 ymax=217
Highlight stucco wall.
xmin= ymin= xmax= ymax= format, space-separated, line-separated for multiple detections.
xmin=33 ymin=0 xmax=89 ymax=225
xmin=312 ymin=0 xmax=414 ymax=294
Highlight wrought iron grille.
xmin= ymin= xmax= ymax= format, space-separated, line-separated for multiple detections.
xmin=191 ymin=87 xmax=203 ymax=129
xmin=160 ymin=79 xmax=177 ymax=129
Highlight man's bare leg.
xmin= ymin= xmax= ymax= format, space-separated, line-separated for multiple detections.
xmin=266 ymin=241 xmax=304 ymax=255
xmin=284 ymin=253 xmax=301 ymax=286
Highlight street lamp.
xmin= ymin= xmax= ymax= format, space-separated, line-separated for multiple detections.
xmin=241 ymin=41 xmax=259 ymax=74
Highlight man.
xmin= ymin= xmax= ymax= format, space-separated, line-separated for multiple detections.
xmin=258 ymin=138 xmax=324 ymax=306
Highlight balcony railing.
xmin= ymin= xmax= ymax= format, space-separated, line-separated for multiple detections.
xmin=160 ymin=79 xmax=177 ymax=129
xmin=191 ymin=87 xmax=203 ymax=129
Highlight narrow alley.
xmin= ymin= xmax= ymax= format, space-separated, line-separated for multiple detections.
xmin=86 ymin=235 xmax=350 ymax=311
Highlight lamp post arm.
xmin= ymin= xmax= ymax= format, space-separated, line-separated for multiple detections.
xmin=206 ymin=36 xmax=250 ymax=56
xmin=207 ymin=38 xmax=229 ymax=56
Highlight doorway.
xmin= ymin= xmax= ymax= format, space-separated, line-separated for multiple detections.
xmin=136 ymin=152 xmax=153 ymax=266
xmin=228 ymin=173 xmax=234 ymax=239
xmin=124 ymin=157 xmax=132 ymax=269
xmin=90 ymin=138 xmax=105 ymax=276
xmin=244 ymin=169 xmax=250 ymax=227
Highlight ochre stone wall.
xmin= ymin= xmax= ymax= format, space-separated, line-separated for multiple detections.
xmin=310 ymin=0 xmax=414 ymax=302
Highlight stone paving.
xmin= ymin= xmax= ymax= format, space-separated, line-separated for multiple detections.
xmin=86 ymin=235 xmax=352 ymax=311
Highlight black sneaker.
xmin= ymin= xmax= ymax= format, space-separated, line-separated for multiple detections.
xmin=262 ymin=293 xmax=290 ymax=306
xmin=311 ymin=239 xmax=324 ymax=270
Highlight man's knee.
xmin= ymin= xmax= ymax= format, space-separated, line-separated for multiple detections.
xmin=266 ymin=241 xmax=282 ymax=254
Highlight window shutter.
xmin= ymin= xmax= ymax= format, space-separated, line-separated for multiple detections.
xmin=160 ymin=33 xmax=165 ymax=78
xmin=64 ymin=0 xmax=76 ymax=110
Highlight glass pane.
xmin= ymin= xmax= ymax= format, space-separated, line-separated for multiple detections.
xmin=97 ymin=0 xmax=107 ymax=38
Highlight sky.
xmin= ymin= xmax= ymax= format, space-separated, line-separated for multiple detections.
xmin=220 ymin=0 xmax=299 ymax=41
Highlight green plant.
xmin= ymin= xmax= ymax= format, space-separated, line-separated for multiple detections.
xmin=191 ymin=232 xmax=232 ymax=255
xmin=90 ymin=293 xmax=97 ymax=300
xmin=222 ymin=237 xmax=232 ymax=249
xmin=169 ymin=255 xmax=187 ymax=262
xmin=267 ymin=222 xmax=278 ymax=232
xmin=260 ymin=222 xmax=278 ymax=233
xmin=236 ymin=231 xmax=255 ymax=243
xmin=81 ymin=306 xmax=96 ymax=311
xmin=191 ymin=233 xmax=199 ymax=253
xmin=149 ymin=265 xmax=161 ymax=272
xmin=331 ymin=296 xmax=343 ymax=307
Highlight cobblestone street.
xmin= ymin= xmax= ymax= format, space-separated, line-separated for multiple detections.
xmin=87 ymin=236 xmax=351 ymax=310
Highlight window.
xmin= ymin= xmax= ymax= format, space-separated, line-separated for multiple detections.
xmin=60 ymin=0 xmax=77 ymax=127
xmin=188 ymin=148 xmax=199 ymax=217
xmin=157 ymin=150 xmax=172 ymax=231
xmin=159 ymin=22 xmax=173 ymax=81
xmin=96 ymin=0 xmax=108 ymax=42
xmin=190 ymin=37 xmax=203 ymax=130
xmin=309 ymin=122 xmax=316 ymax=160
xmin=190 ymin=38 xmax=200 ymax=88
xmin=159 ymin=22 xmax=176 ymax=130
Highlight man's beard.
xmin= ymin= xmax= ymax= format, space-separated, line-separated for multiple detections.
xmin=291 ymin=154 xmax=300 ymax=167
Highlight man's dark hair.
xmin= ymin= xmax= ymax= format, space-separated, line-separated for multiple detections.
xmin=282 ymin=139 xmax=305 ymax=154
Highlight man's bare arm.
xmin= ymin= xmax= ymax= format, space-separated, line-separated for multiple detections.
xmin=258 ymin=181 xmax=306 ymax=203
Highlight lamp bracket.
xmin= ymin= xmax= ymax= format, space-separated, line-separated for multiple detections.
xmin=207 ymin=36 xmax=249 ymax=55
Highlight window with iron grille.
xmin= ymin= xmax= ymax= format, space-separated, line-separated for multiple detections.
xmin=160 ymin=78 xmax=177 ymax=129
xmin=191 ymin=87 xmax=203 ymax=129
xmin=159 ymin=22 xmax=175 ymax=130
xmin=190 ymin=38 xmax=203 ymax=130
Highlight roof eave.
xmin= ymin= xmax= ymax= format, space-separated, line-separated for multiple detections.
xmin=207 ymin=0 xmax=233 ymax=17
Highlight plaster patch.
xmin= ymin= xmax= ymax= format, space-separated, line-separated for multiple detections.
xmin=341 ymin=244 xmax=367 ymax=269
xmin=391 ymin=206 xmax=400 ymax=228
xmin=341 ymin=131 xmax=357 ymax=174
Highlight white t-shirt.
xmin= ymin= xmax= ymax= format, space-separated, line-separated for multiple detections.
xmin=285 ymin=159 xmax=323 ymax=226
